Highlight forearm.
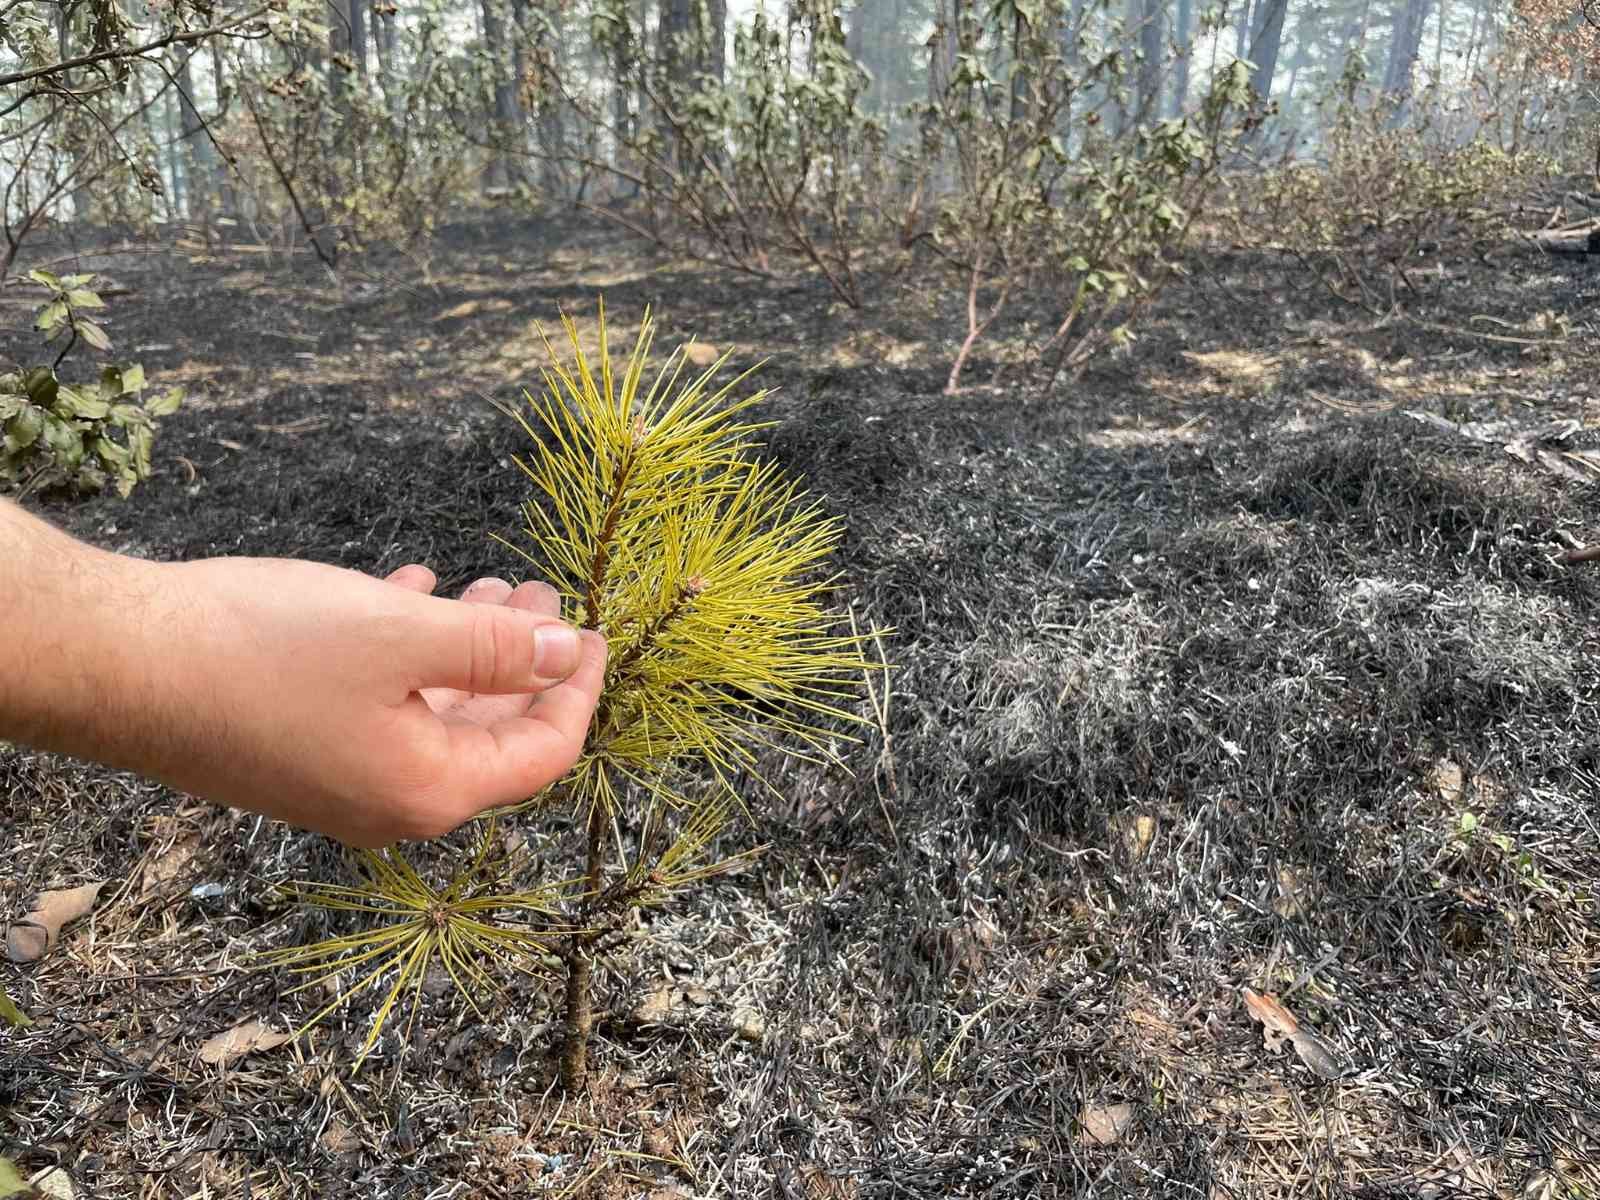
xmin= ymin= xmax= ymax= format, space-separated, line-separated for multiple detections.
xmin=0 ymin=499 xmax=170 ymax=771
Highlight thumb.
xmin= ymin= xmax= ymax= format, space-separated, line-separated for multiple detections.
xmin=405 ymin=594 xmax=584 ymax=695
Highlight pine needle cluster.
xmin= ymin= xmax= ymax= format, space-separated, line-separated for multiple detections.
xmin=262 ymin=306 xmax=882 ymax=1082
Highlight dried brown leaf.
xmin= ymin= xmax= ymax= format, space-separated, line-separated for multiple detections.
xmin=5 ymin=882 xmax=104 ymax=963
xmin=197 ymin=1017 xmax=292 ymax=1066
xmin=682 ymin=341 xmax=720 ymax=367
xmin=1427 ymin=758 xmax=1465 ymax=804
xmin=1080 ymin=1101 xmax=1135 ymax=1146
xmin=320 ymin=1118 xmax=361 ymax=1155
xmin=1242 ymin=987 xmax=1299 ymax=1044
xmin=732 ymin=1007 xmax=765 ymax=1043
xmin=630 ymin=984 xmax=674 ymax=1025
xmin=1243 ymin=987 xmax=1347 ymax=1076
xmin=137 ymin=835 xmax=201 ymax=902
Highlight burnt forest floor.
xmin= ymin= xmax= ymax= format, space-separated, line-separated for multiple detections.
xmin=3 ymin=208 xmax=1600 ymax=1200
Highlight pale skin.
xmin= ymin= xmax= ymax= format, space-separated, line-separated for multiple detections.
xmin=0 ymin=498 xmax=606 ymax=847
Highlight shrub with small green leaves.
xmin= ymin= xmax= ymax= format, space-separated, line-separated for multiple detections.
xmin=1230 ymin=58 xmax=1556 ymax=309
xmin=0 ymin=270 xmax=182 ymax=498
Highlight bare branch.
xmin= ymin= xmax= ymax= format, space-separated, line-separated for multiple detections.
xmin=0 ymin=10 xmax=270 ymax=89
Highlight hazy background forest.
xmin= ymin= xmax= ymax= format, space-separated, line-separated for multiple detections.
xmin=2 ymin=0 xmax=1598 ymax=387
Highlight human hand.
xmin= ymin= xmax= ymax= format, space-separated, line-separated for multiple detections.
xmin=124 ymin=556 xmax=605 ymax=847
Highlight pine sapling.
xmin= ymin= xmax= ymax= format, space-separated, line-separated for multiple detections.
xmin=262 ymin=306 xmax=883 ymax=1090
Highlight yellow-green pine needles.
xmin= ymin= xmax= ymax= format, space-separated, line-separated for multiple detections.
xmin=504 ymin=304 xmax=878 ymax=827
xmin=257 ymin=820 xmax=571 ymax=1066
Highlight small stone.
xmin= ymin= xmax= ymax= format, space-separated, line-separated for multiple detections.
xmin=1427 ymin=758 xmax=1465 ymax=804
xmin=29 ymin=1167 xmax=75 ymax=1199
xmin=733 ymin=1008 xmax=764 ymax=1042
xmin=631 ymin=985 xmax=673 ymax=1025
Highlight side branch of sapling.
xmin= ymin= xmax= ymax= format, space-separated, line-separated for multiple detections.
xmin=604 ymin=574 xmax=706 ymax=690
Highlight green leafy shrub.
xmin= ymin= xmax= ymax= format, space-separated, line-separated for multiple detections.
xmin=262 ymin=308 xmax=882 ymax=1089
xmin=568 ymin=0 xmax=1254 ymax=393
xmin=1233 ymin=58 xmax=1557 ymax=309
xmin=1 ymin=271 xmax=182 ymax=498
xmin=924 ymin=56 xmax=1256 ymax=392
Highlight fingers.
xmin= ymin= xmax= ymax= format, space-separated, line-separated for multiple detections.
xmin=417 ymin=579 xmax=515 ymax=712
xmin=384 ymin=564 xmax=437 ymax=594
xmin=503 ymin=579 xmax=562 ymax=620
xmin=407 ymin=588 xmax=584 ymax=696
xmin=442 ymin=629 xmax=608 ymax=811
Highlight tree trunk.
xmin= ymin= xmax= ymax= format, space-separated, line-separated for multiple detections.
xmin=373 ymin=6 xmax=400 ymax=120
xmin=1010 ymin=6 xmax=1032 ymax=125
xmin=480 ymin=0 xmax=523 ymax=191
xmin=926 ymin=0 xmax=959 ymax=109
xmin=1380 ymin=0 xmax=1433 ymax=105
xmin=208 ymin=41 xmax=237 ymax=215
xmin=327 ymin=0 xmax=352 ymax=111
xmin=166 ymin=85 xmax=186 ymax=219
xmin=657 ymin=0 xmax=691 ymax=169
xmin=1235 ymin=0 xmax=1254 ymax=59
xmin=521 ymin=0 xmax=566 ymax=197
xmin=1461 ymin=0 xmax=1484 ymax=82
xmin=174 ymin=48 xmax=220 ymax=218
xmin=350 ymin=0 xmax=367 ymax=77
xmin=1064 ymin=0 xmax=1084 ymax=68
xmin=1173 ymin=0 xmax=1192 ymax=115
xmin=1136 ymin=0 xmax=1162 ymax=122
xmin=1246 ymin=0 xmax=1289 ymax=100
xmin=705 ymin=0 xmax=726 ymax=83
xmin=1432 ymin=0 xmax=1447 ymax=79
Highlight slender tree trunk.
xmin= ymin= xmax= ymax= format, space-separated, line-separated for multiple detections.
xmin=1432 ymin=0 xmax=1447 ymax=79
xmin=480 ymin=0 xmax=523 ymax=191
xmin=657 ymin=0 xmax=691 ymax=168
xmin=328 ymin=0 xmax=353 ymax=110
xmin=208 ymin=41 xmax=237 ymax=215
xmin=706 ymin=0 xmax=726 ymax=83
xmin=1246 ymin=0 xmax=1289 ymax=100
xmin=611 ymin=34 xmax=634 ymax=181
xmin=54 ymin=6 xmax=94 ymax=219
xmin=1461 ymin=0 xmax=1484 ymax=82
xmin=1136 ymin=0 xmax=1162 ymax=123
xmin=523 ymin=0 xmax=566 ymax=197
xmin=1173 ymin=0 xmax=1192 ymax=115
xmin=351 ymin=0 xmax=368 ymax=76
xmin=1380 ymin=0 xmax=1433 ymax=106
xmin=166 ymin=85 xmax=186 ymax=218
xmin=373 ymin=6 xmax=400 ymax=120
xmin=1010 ymin=7 xmax=1032 ymax=124
xmin=173 ymin=48 xmax=220 ymax=218
xmin=1235 ymin=0 xmax=1254 ymax=60
xmin=1336 ymin=0 xmax=1373 ymax=86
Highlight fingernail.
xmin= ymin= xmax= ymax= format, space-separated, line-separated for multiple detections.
xmin=533 ymin=624 xmax=581 ymax=678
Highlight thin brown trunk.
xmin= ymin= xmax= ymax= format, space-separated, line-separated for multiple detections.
xmin=558 ymin=802 xmax=611 ymax=1092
